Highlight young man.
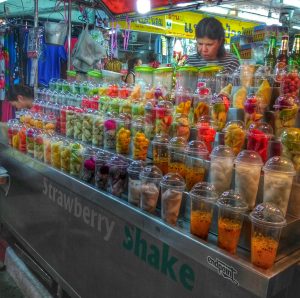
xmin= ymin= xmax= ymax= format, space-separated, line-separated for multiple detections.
xmin=187 ymin=17 xmax=240 ymax=73
xmin=8 ymin=84 xmax=34 ymax=110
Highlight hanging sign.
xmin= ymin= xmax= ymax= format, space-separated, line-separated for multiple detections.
xmin=118 ymin=12 xmax=259 ymax=43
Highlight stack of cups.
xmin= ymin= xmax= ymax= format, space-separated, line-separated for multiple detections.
xmin=160 ymin=173 xmax=186 ymax=225
xmin=250 ymin=203 xmax=286 ymax=269
xmin=263 ymin=156 xmax=296 ymax=216
xmin=209 ymin=145 xmax=235 ymax=195
xmin=190 ymin=182 xmax=218 ymax=240
xmin=140 ymin=166 xmax=163 ymax=214
xmin=234 ymin=150 xmax=263 ymax=210
xmin=217 ymin=191 xmax=248 ymax=254
xmin=127 ymin=161 xmax=145 ymax=206
xmin=152 ymin=134 xmax=169 ymax=175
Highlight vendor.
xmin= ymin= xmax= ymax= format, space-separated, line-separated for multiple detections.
xmin=125 ymin=57 xmax=142 ymax=84
xmin=186 ymin=17 xmax=240 ymax=73
xmin=8 ymin=84 xmax=34 ymax=109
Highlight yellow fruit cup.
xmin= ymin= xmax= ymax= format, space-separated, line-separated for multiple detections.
xmin=224 ymin=121 xmax=246 ymax=156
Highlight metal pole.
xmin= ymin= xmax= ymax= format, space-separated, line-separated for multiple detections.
xmin=67 ymin=0 xmax=72 ymax=70
xmin=33 ymin=0 xmax=38 ymax=88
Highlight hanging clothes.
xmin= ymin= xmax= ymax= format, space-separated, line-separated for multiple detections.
xmin=38 ymin=36 xmax=67 ymax=87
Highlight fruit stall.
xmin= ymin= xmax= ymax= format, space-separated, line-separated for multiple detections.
xmin=1 ymin=1 xmax=300 ymax=298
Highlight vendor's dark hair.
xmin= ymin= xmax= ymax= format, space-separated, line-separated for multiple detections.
xmin=8 ymin=84 xmax=34 ymax=102
xmin=128 ymin=57 xmax=141 ymax=73
xmin=195 ymin=17 xmax=226 ymax=58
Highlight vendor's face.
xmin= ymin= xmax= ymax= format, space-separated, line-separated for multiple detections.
xmin=196 ymin=37 xmax=222 ymax=60
xmin=10 ymin=96 xmax=32 ymax=110
xmin=136 ymin=59 xmax=142 ymax=66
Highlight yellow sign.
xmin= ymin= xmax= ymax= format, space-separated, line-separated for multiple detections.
xmin=118 ymin=12 xmax=259 ymax=43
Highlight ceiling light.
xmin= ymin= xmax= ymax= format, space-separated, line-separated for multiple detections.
xmin=0 ymin=0 xmax=7 ymax=3
xmin=199 ymin=6 xmax=229 ymax=15
xmin=137 ymin=0 xmax=151 ymax=14
xmin=293 ymin=26 xmax=300 ymax=30
xmin=282 ymin=0 xmax=300 ymax=8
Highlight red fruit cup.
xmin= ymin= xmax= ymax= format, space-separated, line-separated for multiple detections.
xmin=281 ymin=70 xmax=300 ymax=98
xmin=247 ymin=122 xmax=274 ymax=163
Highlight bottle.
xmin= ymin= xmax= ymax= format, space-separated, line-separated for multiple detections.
xmin=264 ymin=36 xmax=277 ymax=69
xmin=288 ymin=34 xmax=300 ymax=68
xmin=276 ymin=35 xmax=289 ymax=70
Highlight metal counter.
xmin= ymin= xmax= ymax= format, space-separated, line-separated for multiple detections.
xmin=0 ymin=142 xmax=299 ymax=298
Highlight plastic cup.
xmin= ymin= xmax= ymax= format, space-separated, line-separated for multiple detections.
xmin=155 ymin=101 xmax=173 ymax=135
xmin=51 ymin=137 xmax=63 ymax=169
xmin=217 ymin=191 xmax=248 ymax=254
xmin=263 ymin=156 xmax=296 ymax=216
xmin=107 ymin=155 xmax=129 ymax=198
xmin=184 ymin=140 xmax=208 ymax=191
xmin=26 ymin=127 xmax=36 ymax=157
xmin=95 ymin=151 xmax=111 ymax=191
xmin=73 ymin=108 xmax=84 ymax=141
xmin=92 ymin=112 xmax=104 ymax=147
xmin=211 ymin=94 xmax=229 ymax=132
xmin=171 ymin=114 xmax=190 ymax=141
xmin=127 ymin=161 xmax=145 ymax=206
xmin=104 ymin=114 xmax=118 ymax=150
xmin=81 ymin=148 xmax=96 ymax=184
xmin=250 ymin=203 xmax=286 ymax=269
xmin=152 ymin=134 xmax=169 ymax=175
xmin=43 ymin=134 xmax=52 ymax=165
xmin=234 ymin=150 xmax=263 ymax=210
xmin=60 ymin=140 xmax=71 ymax=173
xmin=116 ymin=117 xmax=131 ymax=155
xmin=34 ymin=132 xmax=44 ymax=161
xmin=139 ymin=166 xmax=162 ymax=213
xmin=82 ymin=110 xmax=95 ymax=144
xmin=190 ymin=182 xmax=218 ymax=240
xmin=160 ymin=173 xmax=186 ymax=225
xmin=224 ymin=120 xmax=246 ymax=156
xmin=175 ymin=90 xmax=193 ymax=117
xmin=132 ymin=120 xmax=149 ymax=161
xmin=70 ymin=142 xmax=84 ymax=176
xmin=209 ymin=145 xmax=234 ymax=195
xmin=168 ymin=137 xmax=187 ymax=179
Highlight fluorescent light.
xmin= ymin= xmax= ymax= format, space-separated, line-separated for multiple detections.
xmin=238 ymin=12 xmax=281 ymax=25
xmin=293 ymin=26 xmax=300 ymax=30
xmin=199 ymin=6 xmax=229 ymax=15
xmin=283 ymin=0 xmax=300 ymax=8
xmin=0 ymin=0 xmax=7 ymax=3
xmin=136 ymin=0 xmax=151 ymax=14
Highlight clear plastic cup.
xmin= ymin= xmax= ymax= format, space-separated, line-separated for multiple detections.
xmin=155 ymin=101 xmax=173 ymax=135
xmin=234 ymin=150 xmax=263 ymax=210
xmin=184 ymin=140 xmax=208 ymax=191
xmin=135 ymin=66 xmax=154 ymax=86
xmin=211 ymin=93 xmax=229 ymax=132
xmin=51 ymin=137 xmax=64 ymax=169
xmin=60 ymin=139 xmax=71 ymax=173
xmin=171 ymin=114 xmax=190 ymax=141
xmin=263 ymin=156 xmax=296 ymax=216
xmin=26 ymin=127 xmax=36 ymax=157
xmin=175 ymin=66 xmax=199 ymax=92
xmin=196 ymin=116 xmax=217 ymax=153
xmin=168 ymin=137 xmax=187 ymax=179
xmin=132 ymin=120 xmax=149 ymax=161
xmin=70 ymin=142 xmax=84 ymax=176
xmin=95 ymin=150 xmax=111 ymax=191
xmin=116 ymin=117 xmax=131 ymax=155
xmin=81 ymin=147 xmax=96 ymax=184
xmin=175 ymin=90 xmax=193 ymax=117
xmin=217 ymin=191 xmax=248 ymax=254
xmin=66 ymin=107 xmax=75 ymax=138
xmin=127 ymin=161 xmax=145 ymax=206
xmin=34 ymin=132 xmax=44 ymax=161
xmin=107 ymin=155 xmax=129 ymax=198
xmin=104 ymin=113 xmax=118 ymax=150
xmin=43 ymin=134 xmax=52 ymax=165
xmin=247 ymin=122 xmax=274 ymax=163
xmin=193 ymin=87 xmax=211 ymax=124
xmin=139 ymin=165 xmax=162 ymax=213
xmin=152 ymin=134 xmax=169 ymax=175
xmin=224 ymin=120 xmax=246 ymax=156
xmin=92 ymin=112 xmax=104 ymax=147
xmin=250 ymin=203 xmax=286 ymax=269
xmin=73 ymin=108 xmax=84 ymax=141
xmin=209 ymin=145 xmax=235 ymax=195
xmin=82 ymin=110 xmax=95 ymax=144
xmin=190 ymin=182 xmax=218 ymax=240
xmin=153 ymin=67 xmax=174 ymax=92
xmin=160 ymin=173 xmax=186 ymax=225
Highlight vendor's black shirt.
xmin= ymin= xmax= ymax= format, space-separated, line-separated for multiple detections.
xmin=186 ymin=52 xmax=240 ymax=73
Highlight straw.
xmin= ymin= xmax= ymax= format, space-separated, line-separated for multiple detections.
xmin=232 ymin=44 xmax=241 ymax=61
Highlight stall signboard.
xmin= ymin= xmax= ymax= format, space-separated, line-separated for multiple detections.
xmin=118 ymin=12 xmax=259 ymax=43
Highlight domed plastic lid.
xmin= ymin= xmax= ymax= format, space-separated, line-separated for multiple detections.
xmin=184 ymin=140 xmax=208 ymax=158
xmin=67 ymin=70 xmax=77 ymax=77
xmin=263 ymin=156 xmax=296 ymax=175
xmin=189 ymin=182 xmax=218 ymax=202
xmin=250 ymin=202 xmax=286 ymax=227
xmin=234 ymin=150 xmax=263 ymax=166
xmin=153 ymin=67 xmax=174 ymax=73
xmin=128 ymin=160 xmax=145 ymax=175
xmin=198 ymin=65 xmax=223 ymax=73
xmin=216 ymin=190 xmax=248 ymax=212
xmin=95 ymin=149 xmax=111 ymax=161
xmin=210 ymin=145 xmax=234 ymax=159
xmin=139 ymin=165 xmax=162 ymax=180
xmin=274 ymin=95 xmax=298 ymax=109
xmin=168 ymin=137 xmax=187 ymax=149
xmin=223 ymin=120 xmax=245 ymax=132
xmin=160 ymin=173 xmax=186 ymax=190
xmin=248 ymin=122 xmax=273 ymax=137
xmin=157 ymin=100 xmax=173 ymax=110
xmin=135 ymin=66 xmax=154 ymax=73
xmin=281 ymin=128 xmax=300 ymax=153
xmin=108 ymin=154 xmax=129 ymax=167
xmin=152 ymin=134 xmax=169 ymax=145
xmin=176 ymin=66 xmax=199 ymax=73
